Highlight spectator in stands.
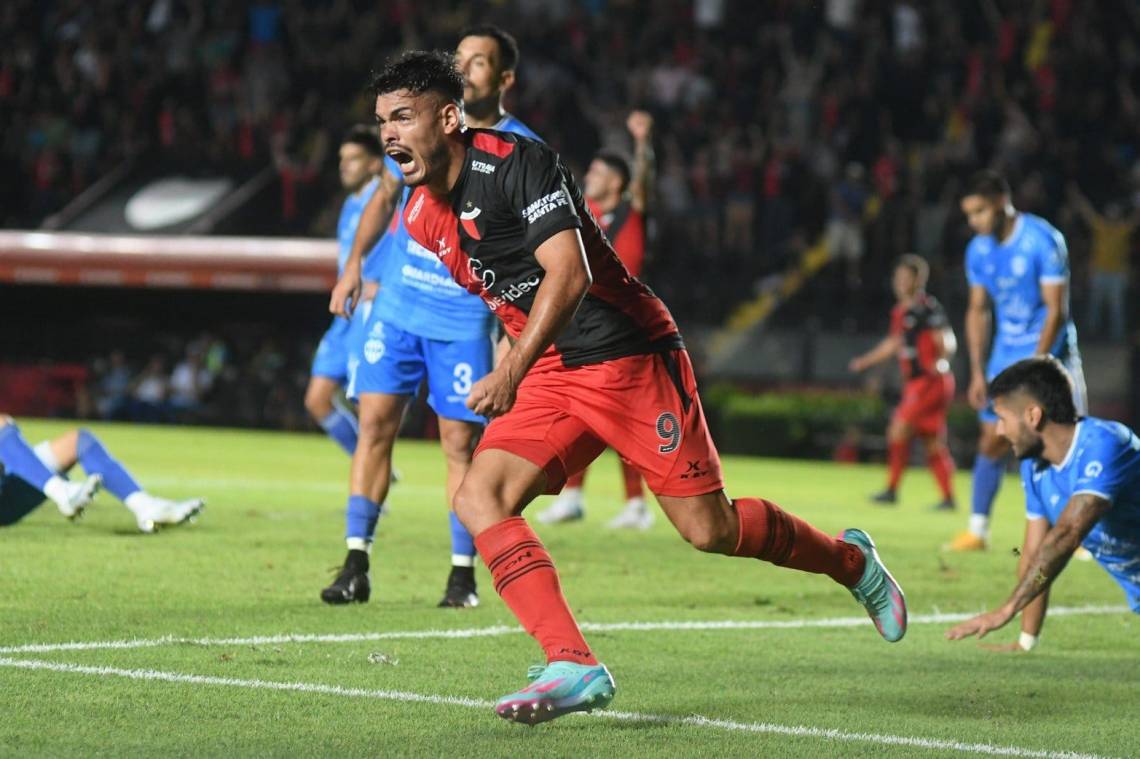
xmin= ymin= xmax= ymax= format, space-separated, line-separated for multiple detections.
xmin=828 ymin=163 xmax=867 ymax=289
xmin=129 ymin=355 xmax=169 ymax=423
xmin=169 ymin=344 xmax=213 ymax=420
xmin=1069 ymin=184 xmax=1139 ymax=342
xmin=92 ymin=350 xmax=132 ymax=420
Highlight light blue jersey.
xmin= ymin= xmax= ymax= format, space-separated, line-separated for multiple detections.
xmin=337 ymin=176 xmax=386 ymax=283
xmin=966 ymin=212 xmax=1086 ymax=421
xmin=369 ymin=114 xmax=540 ymax=341
xmin=1020 ymin=417 xmax=1140 ymax=611
xmin=314 ymin=178 xmax=382 ymax=382
xmin=965 ymin=212 xmax=1079 ymax=376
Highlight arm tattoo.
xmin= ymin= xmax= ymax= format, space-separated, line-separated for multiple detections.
xmin=1006 ymin=494 xmax=1109 ymax=612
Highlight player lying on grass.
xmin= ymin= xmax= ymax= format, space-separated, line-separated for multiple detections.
xmin=945 ymin=357 xmax=1140 ymax=651
xmin=370 ymin=50 xmax=907 ymax=726
xmin=0 ymin=416 xmax=203 ymax=533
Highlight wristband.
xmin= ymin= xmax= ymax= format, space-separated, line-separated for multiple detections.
xmin=1018 ymin=632 xmax=1038 ymax=652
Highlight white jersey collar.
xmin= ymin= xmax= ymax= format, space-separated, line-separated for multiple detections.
xmin=1052 ymin=420 xmax=1083 ymax=471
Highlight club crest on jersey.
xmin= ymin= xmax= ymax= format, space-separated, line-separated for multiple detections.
xmin=460 ymin=205 xmax=483 ymax=240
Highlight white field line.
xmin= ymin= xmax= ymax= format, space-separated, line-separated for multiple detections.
xmin=0 ymin=656 xmax=1116 ymax=759
xmin=143 ymin=475 xmax=442 ymax=497
xmin=0 ymin=604 xmax=1127 ymax=655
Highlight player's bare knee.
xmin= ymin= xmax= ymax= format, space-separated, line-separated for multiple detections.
xmin=675 ymin=512 xmax=735 ymax=554
xmin=887 ymin=422 xmax=910 ymax=443
xmin=303 ymin=384 xmax=333 ymax=419
xmin=452 ymin=480 xmax=509 ymax=531
xmin=0 ymin=415 xmax=11 ymax=428
xmin=438 ymin=423 xmax=477 ymax=464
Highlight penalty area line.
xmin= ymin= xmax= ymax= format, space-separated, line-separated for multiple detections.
xmin=0 ymin=604 xmax=1127 ymax=655
xmin=0 ymin=656 xmax=1116 ymax=759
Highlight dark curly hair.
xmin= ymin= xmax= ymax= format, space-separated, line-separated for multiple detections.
xmin=370 ymin=50 xmax=463 ymax=104
xmin=988 ymin=356 xmax=1078 ymax=425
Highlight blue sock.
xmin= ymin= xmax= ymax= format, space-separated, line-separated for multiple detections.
xmin=320 ymin=407 xmax=359 ymax=456
xmin=449 ymin=511 xmax=476 ymax=565
xmin=971 ymin=454 xmax=1004 ymax=518
xmin=0 ymin=423 xmax=55 ymax=490
xmin=345 ymin=494 xmax=381 ymax=542
xmin=77 ymin=429 xmax=141 ymax=501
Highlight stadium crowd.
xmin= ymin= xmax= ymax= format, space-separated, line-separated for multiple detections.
xmin=2 ymin=0 xmax=1137 ymax=332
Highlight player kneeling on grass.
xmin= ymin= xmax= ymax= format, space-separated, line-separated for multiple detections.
xmin=946 ymin=357 xmax=1140 ymax=651
xmin=370 ymin=50 xmax=908 ymax=726
xmin=0 ymin=416 xmax=203 ymax=533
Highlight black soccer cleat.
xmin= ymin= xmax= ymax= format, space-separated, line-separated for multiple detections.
xmin=869 ymin=489 xmax=898 ymax=506
xmin=321 ymin=549 xmax=371 ymax=605
xmin=930 ymin=497 xmax=957 ymax=512
xmin=437 ymin=565 xmax=479 ymax=608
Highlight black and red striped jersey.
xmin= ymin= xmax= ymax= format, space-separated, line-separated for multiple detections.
xmin=890 ymin=292 xmax=949 ymax=381
xmin=402 ymin=129 xmax=681 ymax=370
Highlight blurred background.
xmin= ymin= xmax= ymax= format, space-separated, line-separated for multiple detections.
xmin=1 ymin=0 xmax=1138 ymax=464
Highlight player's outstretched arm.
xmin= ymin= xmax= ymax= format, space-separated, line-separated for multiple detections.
xmin=978 ymin=517 xmax=1050 ymax=652
xmin=466 ymin=229 xmax=591 ymax=418
xmin=848 ymin=335 xmax=901 ymax=373
xmin=946 ymin=494 xmax=1108 ymax=643
xmin=964 ymin=285 xmax=992 ymax=410
xmin=330 ymin=169 xmax=400 ymax=317
xmin=626 ymin=111 xmax=655 ymax=215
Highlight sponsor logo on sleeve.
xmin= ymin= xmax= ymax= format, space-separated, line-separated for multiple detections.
xmin=406 ymin=192 xmax=425 ymax=224
xmin=522 ymin=187 xmax=571 ymax=224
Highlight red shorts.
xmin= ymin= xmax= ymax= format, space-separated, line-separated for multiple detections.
xmin=892 ymin=373 xmax=954 ymax=437
xmin=476 ymin=349 xmax=724 ymax=497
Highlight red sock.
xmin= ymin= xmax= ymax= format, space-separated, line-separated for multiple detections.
xmin=928 ymin=446 xmax=955 ymax=500
xmin=620 ymin=459 xmax=643 ymax=501
xmin=733 ymin=498 xmax=865 ymax=587
xmin=565 ymin=469 xmax=586 ymax=489
xmin=887 ymin=439 xmax=909 ymax=491
xmin=475 ymin=517 xmax=596 ymax=665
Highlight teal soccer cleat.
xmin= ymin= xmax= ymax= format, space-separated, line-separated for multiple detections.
xmin=841 ymin=528 xmax=907 ymax=642
xmin=495 ymin=661 xmax=615 ymax=725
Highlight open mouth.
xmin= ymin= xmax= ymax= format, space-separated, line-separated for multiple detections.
xmin=386 ymin=147 xmax=415 ymax=171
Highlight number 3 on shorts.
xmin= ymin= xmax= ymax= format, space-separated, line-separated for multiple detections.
xmin=656 ymin=411 xmax=680 ymax=453
xmin=453 ymin=362 xmax=473 ymax=396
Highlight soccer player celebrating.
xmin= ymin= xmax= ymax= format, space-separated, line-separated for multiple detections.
xmin=368 ymin=50 xmax=907 ymax=724
xmin=948 ymin=171 xmax=1086 ymax=551
xmin=323 ymin=26 xmax=540 ymax=608
xmin=538 ymin=112 xmax=654 ymax=529
xmin=303 ymin=126 xmax=388 ymax=456
xmin=945 ymin=357 xmax=1140 ymax=650
xmin=849 ymin=255 xmax=957 ymax=510
xmin=0 ymin=416 xmax=203 ymax=532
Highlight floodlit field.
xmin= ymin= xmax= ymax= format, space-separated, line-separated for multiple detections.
xmin=2 ymin=420 xmax=1136 ymax=758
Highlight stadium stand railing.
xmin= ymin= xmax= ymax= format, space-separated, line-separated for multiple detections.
xmin=0 ymin=231 xmax=336 ymax=292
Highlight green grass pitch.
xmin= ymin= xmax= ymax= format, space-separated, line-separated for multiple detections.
xmin=2 ymin=420 xmax=1137 ymax=758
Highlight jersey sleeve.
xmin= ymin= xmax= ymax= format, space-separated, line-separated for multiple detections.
xmin=1036 ymin=228 xmax=1068 ymax=285
xmin=1072 ymin=428 xmax=1134 ymax=504
xmin=497 ymin=141 xmax=582 ymax=253
xmin=964 ymin=239 xmax=986 ymax=288
xmin=1021 ymin=461 xmax=1048 ymax=520
xmin=383 ymin=156 xmax=405 ymax=187
xmin=925 ymin=297 xmax=948 ymax=329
